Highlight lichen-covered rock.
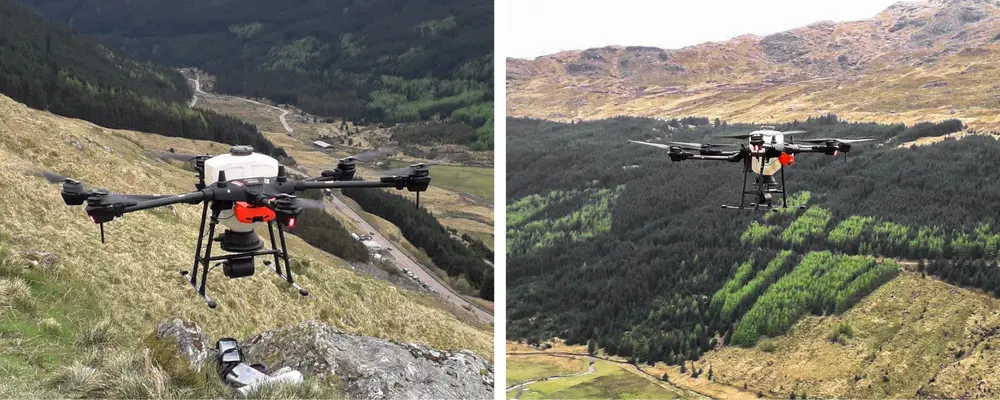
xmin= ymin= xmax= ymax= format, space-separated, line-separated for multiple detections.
xmin=243 ymin=320 xmax=493 ymax=400
xmin=154 ymin=318 xmax=211 ymax=372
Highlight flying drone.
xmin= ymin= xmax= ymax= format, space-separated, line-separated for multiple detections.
xmin=630 ymin=126 xmax=875 ymax=210
xmin=40 ymin=145 xmax=431 ymax=308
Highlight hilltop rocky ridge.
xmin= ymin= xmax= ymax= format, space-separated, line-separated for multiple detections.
xmin=507 ymin=0 xmax=1000 ymax=129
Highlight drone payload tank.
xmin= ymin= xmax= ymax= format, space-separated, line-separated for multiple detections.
xmin=204 ymin=145 xmax=280 ymax=252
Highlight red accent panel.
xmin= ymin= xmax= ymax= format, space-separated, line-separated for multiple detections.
xmin=233 ymin=201 xmax=276 ymax=224
xmin=778 ymin=152 xmax=795 ymax=166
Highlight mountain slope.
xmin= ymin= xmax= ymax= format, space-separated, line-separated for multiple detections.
xmin=507 ymin=0 xmax=1000 ymax=130
xmin=16 ymin=0 xmax=494 ymax=148
xmin=703 ymin=271 xmax=1000 ymax=399
xmin=0 ymin=0 xmax=284 ymax=157
xmin=0 ymin=92 xmax=491 ymax=393
xmin=506 ymin=115 xmax=1000 ymax=396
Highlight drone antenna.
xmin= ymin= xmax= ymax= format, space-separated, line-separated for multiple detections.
xmin=416 ymin=192 xmax=420 ymax=209
xmin=99 ymin=223 xmax=105 ymax=244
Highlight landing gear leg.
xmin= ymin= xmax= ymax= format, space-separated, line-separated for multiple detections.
xmin=180 ymin=203 xmax=221 ymax=308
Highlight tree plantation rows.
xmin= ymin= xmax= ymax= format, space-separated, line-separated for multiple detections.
xmin=341 ymin=187 xmax=494 ymax=300
xmin=15 ymin=0 xmax=494 ymax=149
xmin=507 ymin=186 xmax=624 ymax=256
xmin=0 ymin=0 xmax=285 ymax=157
xmin=507 ymin=114 xmax=1000 ymax=366
xmin=726 ymin=251 xmax=898 ymax=346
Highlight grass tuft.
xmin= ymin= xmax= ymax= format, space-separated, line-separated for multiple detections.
xmin=47 ymin=361 xmax=105 ymax=397
xmin=0 ymin=277 xmax=31 ymax=307
xmin=75 ymin=318 xmax=119 ymax=348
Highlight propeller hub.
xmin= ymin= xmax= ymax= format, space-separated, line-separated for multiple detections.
xmin=229 ymin=145 xmax=254 ymax=156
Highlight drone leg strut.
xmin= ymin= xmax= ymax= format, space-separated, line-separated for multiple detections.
xmin=180 ymin=203 xmax=219 ymax=308
xmin=199 ymin=211 xmax=219 ymax=296
xmin=266 ymin=221 xmax=309 ymax=296
xmin=187 ymin=202 xmax=209 ymax=285
xmin=267 ymin=222 xmax=283 ymax=276
xmin=780 ymin=167 xmax=788 ymax=208
xmin=739 ymin=164 xmax=748 ymax=210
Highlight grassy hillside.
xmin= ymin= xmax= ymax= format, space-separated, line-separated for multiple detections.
xmin=18 ymin=0 xmax=494 ymax=148
xmin=704 ymin=272 xmax=1000 ymax=399
xmin=0 ymin=92 xmax=491 ymax=395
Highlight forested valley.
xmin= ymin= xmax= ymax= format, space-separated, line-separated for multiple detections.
xmin=15 ymin=0 xmax=494 ymax=149
xmin=507 ymin=115 xmax=1000 ymax=365
xmin=342 ymin=187 xmax=494 ymax=300
xmin=0 ymin=0 xmax=285 ymax=157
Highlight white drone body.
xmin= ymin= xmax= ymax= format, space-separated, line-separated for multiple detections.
xmin=749 ymin=127 xmax=787 ymax=176
xmin=203 ymin=146 xmax=280 ymax=232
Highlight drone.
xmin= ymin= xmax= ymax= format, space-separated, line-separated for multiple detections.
xmin=630 ymin=126 xmax=874 ymax=210
xmin=40 ymin=145 xmax=431 ymax=308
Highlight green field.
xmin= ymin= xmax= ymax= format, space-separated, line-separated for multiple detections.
xmin=507 ymin=355 xmax=588 ymax=386
xmin=508 ymin=359 xmax=686 ymax=399
xmin=430 ymin=165 xmax=494 ymax=202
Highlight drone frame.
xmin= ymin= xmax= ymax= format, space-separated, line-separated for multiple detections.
xmin=58 ymin=155 xmax=430 ymax=308
xmin=632 ymin=134 xmax=871 ymax=211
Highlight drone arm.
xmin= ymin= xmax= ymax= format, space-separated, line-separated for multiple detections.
xmin=683 ymin=150 xmax=746 ymax=162
xmin=121 ymin=190 xmax=210 ymax=213
xmin=685 ymin=154 xmax=739 ymax=161
xmin=294 ymin=179 xmax=404 ymax=191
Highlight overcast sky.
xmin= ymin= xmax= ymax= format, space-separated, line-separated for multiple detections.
xmin=506 ymin=0 xmax=903 ymax=59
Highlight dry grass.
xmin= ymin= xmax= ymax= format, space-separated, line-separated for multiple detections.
xmin=0 ymin=276 xmax=30 ymax=307
xmin=702 ymin=272 xmax=1000 ymax=398
xmin=0 ymin=93 xmax=491 ymax=394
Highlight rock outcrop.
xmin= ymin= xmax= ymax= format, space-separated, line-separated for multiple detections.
xmin=154 ymin=318 xmax=212 ymax=372
xmin=150 ymin=318 xmax=493 ymax=399
xmin=243 ymin=320 xmax=493 ymax=400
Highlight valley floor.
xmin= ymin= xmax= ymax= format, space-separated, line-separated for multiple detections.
xmin=505 ymin=343 xmax=751 ymax=399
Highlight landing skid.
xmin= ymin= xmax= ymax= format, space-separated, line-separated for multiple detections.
xmin=721 ymin=204 xmax=807 ymax=212
xmin=179 ymin=202 xmax=309 ymax=308
xmin=722 ymin=158 xmax=803 ymax=211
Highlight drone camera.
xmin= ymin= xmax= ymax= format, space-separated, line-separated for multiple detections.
xmin=222 ymin=256 xmax=255 ymax=278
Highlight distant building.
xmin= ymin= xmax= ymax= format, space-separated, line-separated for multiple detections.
xmin=311 ymin=140 xmax=333 ymax=149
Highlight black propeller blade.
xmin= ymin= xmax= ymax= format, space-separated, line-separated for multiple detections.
xmin=30 ymin=170 xmax=168 ymax=203
xmin=347 ymin=146 xmax=397 ymax=162
xmin=376 ymin=161 xmax=441 ymax=177
xmin=291 ymin=197 xmax=327 ymax=210
xmin=147 ymin=148 xmax=207 ymax=162
xmin=663 ymin=140 xmax=741 ymax=151
xmin=720 ymin=130 xmax=806 ymax=140
xmin=795 ymin=138 xmax=876 ymax=144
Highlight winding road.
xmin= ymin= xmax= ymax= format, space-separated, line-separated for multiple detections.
xmin=188 ymin=74 xmax=293 ymax=133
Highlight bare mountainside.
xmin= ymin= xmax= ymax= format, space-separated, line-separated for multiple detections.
xmin=507 ymin=0 xmax=1000 ymax=129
